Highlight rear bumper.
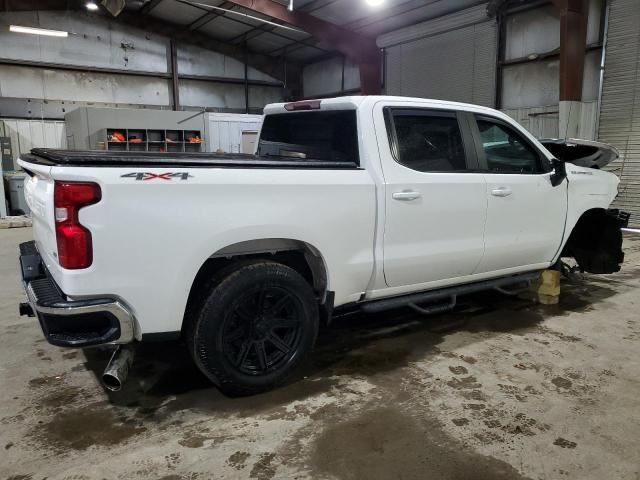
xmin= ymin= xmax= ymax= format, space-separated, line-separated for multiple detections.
xmin=19 ymin=241 xmax=135 ymax=347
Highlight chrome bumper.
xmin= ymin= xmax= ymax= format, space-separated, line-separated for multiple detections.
xmin=19 ymin=241 xmax=135 ymax=347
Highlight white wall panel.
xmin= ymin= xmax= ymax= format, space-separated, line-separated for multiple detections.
xmin=179 ymin=80 xmax=283 ymax=110
xmin=0 ymin=11 xmax=168 ymax=73
xmin=303 ymin=57 xmax=343 ymax=97
xmin=177 ymin=44 xmax=279 ymax=82
xmin=0 ymin=65 xmax=170 ymax=105
xmin=502 ymin=101 xmax=598 ymax=140
xmin=505 ymin=0 xmax=602 ymax=61
xmin=0 ymin=11 xmax=280 ymax=113
xmin=502 ymin=50 xmax=601 ymax=109
xmin=344 ymin=59 xmax=361 ymax=92
xmin=206 ymin=113 xmax=263 ymax=154
xmin=0 ymin=119 xmax=66 ymax=168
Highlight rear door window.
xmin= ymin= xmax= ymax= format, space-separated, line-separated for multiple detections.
xmin=258 ymin=111 xmax=359 ymax=164
xmin=386 ymin=109 xmax=470 ymax=172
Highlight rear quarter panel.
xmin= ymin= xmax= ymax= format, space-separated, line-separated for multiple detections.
xmin=37 ymin=165 xmax=376 ymax=337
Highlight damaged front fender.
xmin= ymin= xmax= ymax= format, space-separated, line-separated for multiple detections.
xmin=561 ymin=209 xmax=630 ymax=274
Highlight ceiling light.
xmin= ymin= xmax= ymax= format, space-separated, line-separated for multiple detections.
xmin=86 ymin=1 xmax=99 ymax=10
xmin=365 ymin=0 xmax=384 ymax=5
xmin=288 ymin=0 xmax=294 ymax=11
xmin=9 ymin=25 xmax=68 ymax=37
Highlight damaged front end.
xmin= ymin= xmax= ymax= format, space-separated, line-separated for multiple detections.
xmin=540 ymin=138 xmax=619 ymax=170
xmin=561 ymin=209 xmax=630 ymax=274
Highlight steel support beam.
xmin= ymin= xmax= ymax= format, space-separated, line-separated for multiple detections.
xmin=552 ymin=0 xmax=589 ymax=101
xmin=225 ymin=0 xmax=382 ymax=95
xmin=169 ymin=39 xmax=180 ymax=110
xmin=244 ymin=41 xmax=250 ymax=113
xmin=0 ymin=0 xmax=78 ymax=10
xmin=0 ymin=57 xmax=283 ymax=87
xmin=138 ymin=0 xmax=165 ymax=15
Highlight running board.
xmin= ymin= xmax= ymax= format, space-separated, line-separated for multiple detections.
xmin=361 ymin=271 xmax=542 ymax=314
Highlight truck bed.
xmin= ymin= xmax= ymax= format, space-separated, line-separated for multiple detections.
xmin=23 ymin=149 xmax=359 ymax=169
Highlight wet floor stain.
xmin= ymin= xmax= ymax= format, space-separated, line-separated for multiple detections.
xmin=227 ymin=451 xmax=251 ymax=470
xmin=249 ymin=452 xmax=277 ymax=480
xmin=311 ymin=407 xmax=530 ymax=480
xmin=554 ymin=437 xmax=577 ymax=449
xmin=29 ymin=402 xmax=147 ymax=451
xmin=552 ymin=376 xmax=573 ymax=390
xmin=28 ymin=374 xmax=65 ymax=388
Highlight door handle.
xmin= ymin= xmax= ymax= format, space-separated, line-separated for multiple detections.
xmin=491 ymin=187 xmax=512 ymax=197
xmin=392 ymin=191 xmax=422 ymax=201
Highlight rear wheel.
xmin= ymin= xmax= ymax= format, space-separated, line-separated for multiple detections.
xmin=188 ymin=261 xmax=319 ymax=396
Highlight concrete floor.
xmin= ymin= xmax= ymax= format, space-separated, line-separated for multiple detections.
xmin=1 ymin=227 xmax=640 ymax=480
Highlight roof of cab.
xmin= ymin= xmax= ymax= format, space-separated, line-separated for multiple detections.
xmin=264 ymin=95 xmax=503 ymax=117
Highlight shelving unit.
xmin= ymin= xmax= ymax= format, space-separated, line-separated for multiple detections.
xmin=103 ymin=128 xmax=202 ymax=153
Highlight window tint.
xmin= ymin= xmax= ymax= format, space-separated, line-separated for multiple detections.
xmin=258 ymin=111 xmax=358 ymax=163
xmin=476 ymin=118 xmax=540 ymax=173
xmin=391 ymin=112 xmax=467 ymax=172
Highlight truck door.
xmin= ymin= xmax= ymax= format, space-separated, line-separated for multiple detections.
xmin=469 ymin=114 xmax=568 ymax=273
xmin=377 ymin=106 xmax=488 ymax=288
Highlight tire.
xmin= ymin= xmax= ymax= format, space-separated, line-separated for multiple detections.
xmin=187 ymin=260 xmax=319 ymax=396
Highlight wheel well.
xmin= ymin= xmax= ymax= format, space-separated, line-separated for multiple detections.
xmin=183 ymin=240 xmax=329 ymax=334
xmin=561 ymin=208 xmax=624 ymax=274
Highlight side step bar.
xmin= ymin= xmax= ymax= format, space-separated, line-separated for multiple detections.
xmin=361 ymin=271 xmax=541 ymax=314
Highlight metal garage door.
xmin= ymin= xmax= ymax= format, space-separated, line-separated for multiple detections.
xmin=378 ymin=4 xmax=497 ymax=107
xmin=598 ymin=0 xmax=640 ymax=227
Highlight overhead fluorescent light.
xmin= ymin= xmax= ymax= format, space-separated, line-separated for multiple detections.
xmin=365 ymin=0 xmax=384 ymax=5
xmin=9 ymin=25 xmax=68 ymax=37
xmin=86 ymin=1 xmax=99 ymax=10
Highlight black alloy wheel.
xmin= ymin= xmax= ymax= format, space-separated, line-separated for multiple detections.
xmin=220 ymin=286 xmax=304 ymax=376
xmin=187 ymin=260 xmax=319 ymax=396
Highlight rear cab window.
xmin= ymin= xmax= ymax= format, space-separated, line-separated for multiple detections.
xmin=258 ymin=111 xmax=359 ymax=165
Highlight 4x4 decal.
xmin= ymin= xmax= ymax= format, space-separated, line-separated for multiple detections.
xmin=121 ymin=172 xmax=193 ymax=181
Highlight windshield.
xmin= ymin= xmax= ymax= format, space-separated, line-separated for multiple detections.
xmin=257 ymin=111 xmax=359 ymax=164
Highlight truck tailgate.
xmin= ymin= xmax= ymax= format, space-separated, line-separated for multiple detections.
xmin=21 ymin=162 xmax=59 ymax=274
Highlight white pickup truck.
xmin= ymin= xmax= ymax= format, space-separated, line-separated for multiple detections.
xmin=17 ymin=96 xmax=628 ymax=396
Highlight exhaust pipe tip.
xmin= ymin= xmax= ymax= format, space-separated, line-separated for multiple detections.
xmin=102 ymin=372 xmax=123 ymax=392
xmin=102 ymin=345 xmax=134 ymax=392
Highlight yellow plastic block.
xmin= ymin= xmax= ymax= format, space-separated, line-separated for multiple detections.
xmin=529 ymin=269 xmax=560 ymax=304
xmin=537 ymin=270 xmax=561 ymax=296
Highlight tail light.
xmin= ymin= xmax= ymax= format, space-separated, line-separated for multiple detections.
xmin=54 ymin=182 xmax=101 ymax=269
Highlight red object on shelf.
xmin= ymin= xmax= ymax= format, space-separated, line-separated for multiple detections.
xmin=110 ymin=131 xmax=125 ymax=142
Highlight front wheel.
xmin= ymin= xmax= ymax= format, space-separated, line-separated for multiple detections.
xmin=188 ymin=261 xmax=319 ymax=396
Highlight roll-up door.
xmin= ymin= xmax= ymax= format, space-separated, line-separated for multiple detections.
xmin=599 ymin=0 xmax=640 ymax=226
xmin=378 ymin=4 xmax=497 ymax=107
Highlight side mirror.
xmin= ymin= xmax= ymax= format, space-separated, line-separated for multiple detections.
xmin=550 ymin=159 xmax=566 ymax=187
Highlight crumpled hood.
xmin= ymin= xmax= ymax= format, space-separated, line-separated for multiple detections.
xmin=540 ymin=138 xmax=619 ymax=169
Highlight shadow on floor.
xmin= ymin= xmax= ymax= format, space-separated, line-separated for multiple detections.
xmin=75 ymin=272 xmax=624 ymax=420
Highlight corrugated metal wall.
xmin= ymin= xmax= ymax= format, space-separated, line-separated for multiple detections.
xmin=503 ymin=101 xmax=599 ymax=139
xmin=0 ymin=11 xmax=283 ymax=118
xmin=303 ymin=56 xmax=360 ymax=98
xmin=0 ymin=119 xmax=66 ymax=170
xmin=379 ymin=4 xmax=497 ymax=107
xmin=598 ymin=0 xmax=640 ymax=226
